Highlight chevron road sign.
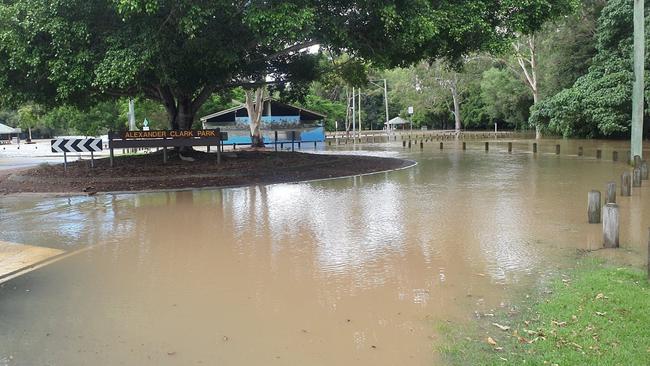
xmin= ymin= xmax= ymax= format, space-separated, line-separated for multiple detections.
xmin=51 ymin=138 xmax=103 ymax=171
xmin=51 ymin=138 xmax=102 ymax=153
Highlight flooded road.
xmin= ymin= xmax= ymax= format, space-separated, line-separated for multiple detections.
xmin=0 ymin=139 xmax=648 ymax=365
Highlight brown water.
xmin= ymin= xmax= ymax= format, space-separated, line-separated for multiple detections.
xmin=0 ymin=139 xmax=648 ymax=365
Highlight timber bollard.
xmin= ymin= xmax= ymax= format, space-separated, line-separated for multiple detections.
xmin=556 ymin=144 xmax=560 ymax=155
xmin=420 ymin=141 xmax=423 ymax=149
xmin=462 ymin=142 xmax=466 ymax=150
xmin=588 ymin=190 xmax=601 ymax=224
xmin=602 ymin=203 xmax=619 ymax=248
xmin=633 ymin=168 xmax=642 ymax=187
xmin=621 ymin=171 xmax=632 ymax=196
xmin=508 ymin=142 xmax=512 ymax=153
xmin=641 ymin=161 xmax=648 ymax=180
xmin=634 ymin=155 xmax=642 ymax=168
xmin=613 ymin=151 xmax=618 ymax=161
xmin=408 ymin=140 xmax=411 ymax=149
xmin=578 ymin=146 xmax=583 ymax=156
xmin=532 ymin=142 xmax=537 ymax=153
xmin=314 ymin=141 xmax=317 ymax=149
xmin=596 ymin=149 xmax=602 ymax=159
xmin=402 ymin=140 xmax=406 ymax=148
xmin=485 ymin=142 xmax=489 ymax=151
xmin=440 ymin=142 xmax=443 ymax=150
xmin=606 ymin=182 xmax=616 ymax=204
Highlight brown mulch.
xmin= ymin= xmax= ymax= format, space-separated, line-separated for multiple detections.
xmin=0 ymin=150 xmax=412 ymax=195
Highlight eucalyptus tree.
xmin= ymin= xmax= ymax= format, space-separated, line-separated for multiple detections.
xmin=0 ymin=0 xmax=574 ymax=146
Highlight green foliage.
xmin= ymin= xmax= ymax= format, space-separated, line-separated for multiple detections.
xmin=299 ymin=94 xmax=346 ymax=131
xmin=0 ymin=0 xmax=576 ymax=129
xmin=480 ymin=67 xmax=533 ymax=129
xmin=440 ymin=261 xmax=650 ymax=365
xmin=530 ymin=0 xmax=648 ymax=138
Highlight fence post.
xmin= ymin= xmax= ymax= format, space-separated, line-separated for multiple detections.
xmin=613 ymin=151 xmax=618 ymax=161
xmin=556 ymin=144 xmax=560 ymax=155
xmin=274 ymin=131 xmax=278 ymax=152
xmin=588 ymin=190 xmax=601 ymax=223
xmin=508 ymin=142 xmax=513 ymax=153
xmin=633 ymin=168 xmax=642 ymax=187
xmin=641 ymin=161 xmax=648 ymax=180
xmin=291 ymin=131 xmax=295 ymax=152
xmin=485 ymin=142 xmax=489 ymax=151
xmin=606 ymin=182 xmax=616 ymax=204
xmin=578 ymin=146 xmax=583 ymax=156
xmin=532 ymin=142 xmax=537 ymax=153
xmin=621 ymin=171 xmax=632 ymax=196
xmin=596 ymin=149 xmax=602 ymax=159
xmin=602 ymin=203 xmax=619 ymax=248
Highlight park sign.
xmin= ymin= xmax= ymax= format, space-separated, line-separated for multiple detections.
xmin=120 ymin=129 xmax=225 ymax=139
xmin=108 ymin=128 xmax=227 ymax=167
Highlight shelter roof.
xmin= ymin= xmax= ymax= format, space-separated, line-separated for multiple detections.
xmin=200 ymin=98 xmax=325 ymax=122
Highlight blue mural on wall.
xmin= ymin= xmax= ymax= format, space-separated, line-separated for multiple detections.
xmin=212 ymin=115 xmax=325 ymax=144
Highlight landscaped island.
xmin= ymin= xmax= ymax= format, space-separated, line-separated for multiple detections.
xmin=0 ymin=151 xmax=413 ymax=195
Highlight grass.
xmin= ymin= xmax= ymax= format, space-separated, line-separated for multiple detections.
xmin=439 ymin=260 xmax=650 ymax=365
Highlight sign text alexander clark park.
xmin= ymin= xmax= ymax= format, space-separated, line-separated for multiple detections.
xmin=120 ymin=129 xmax=220 ymax=139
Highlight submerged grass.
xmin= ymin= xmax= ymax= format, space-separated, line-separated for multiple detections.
xmin=439 ymin=260 xmax=650 ymax=365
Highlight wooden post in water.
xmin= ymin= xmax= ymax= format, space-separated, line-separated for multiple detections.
xmin=485 ymin=142 xmax=489 ymax=151
xmin=613 ymin=151 xmax=619 ymax=161
xmin=508 ymin=142 xmax=512 ymax=153
xmin=606 ymin=182 xmax=616 ymax=204
xmin=532 ymin=142 xmax=537 ymax=153
xmin=621 ymin=171 xmax=632 ymax=196
xmin=588 ymin=190 xmax=601 ymax=223
xmin=440 ymin=142 xmax=443 ymax=150
xmin=578 ymin=146 xmax=583 ymax=156
xmin=462 ymin=142 xmax=466 ymax=150
xmin=641 ymin=161 xmax=648 ymax=180
xmin=408 ymin=140 xmax=411 ymax=149
xmin=634 ymin=155 xmax=642 ymax=168
xmin=633 ymin=168 xmax=642 ymax=187
xmin=602 ymin=203 xmax=620 ymax=248
xmin=420 ymin=141 xmax=423 ymax=149
xmin=596 ymin=149 xmax=602 ymax=159
xmin=556 ymin=144 xmax=560 ymax=155
xmin=402 ymin=140 xmax=406 ymax=148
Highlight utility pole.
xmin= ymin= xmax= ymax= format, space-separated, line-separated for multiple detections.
xmin=631 ymin=0 xmax=645 ymax=159
xmin=352 ymin=87 xmax=356 ymax=141
xmin=383 ymin=79 xmax=389 ymax=131
xmin=358 ymin=88 xmax=362 ymax=136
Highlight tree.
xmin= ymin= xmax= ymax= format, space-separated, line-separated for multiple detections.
xmin=530 ymin=0 xmax=650 ymax=138
xmin=17 ymin=103 xmax=44 ymax=141
xmin=480 ymin=67 xmax=533 ymax=129
xmin=0 ymin=0 xmax=576 ymax=143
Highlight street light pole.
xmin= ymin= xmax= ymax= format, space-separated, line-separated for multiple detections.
xmin=631 ymin=0 xmax=645 ymax=159
xmin=383 ymin=79 xmax=389 ymax=131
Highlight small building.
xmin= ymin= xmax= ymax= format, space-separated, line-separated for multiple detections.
xmin=200 ymin=98 xmax=326 ymax=144
xmin=0 ymin=123 xmax=21 ymax=144
xmin=385 ymin=116 xmax=411 ymax=131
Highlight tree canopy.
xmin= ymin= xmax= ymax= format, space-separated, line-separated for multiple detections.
xmin=0 ymin=0 xmax=576 ymax=130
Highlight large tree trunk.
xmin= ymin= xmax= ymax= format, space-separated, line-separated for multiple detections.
xmin=244 ymin=87 xmax=265 ymax=148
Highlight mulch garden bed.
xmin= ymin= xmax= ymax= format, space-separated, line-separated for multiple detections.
xmin=0 ymin=150 xmax=413 ymax=194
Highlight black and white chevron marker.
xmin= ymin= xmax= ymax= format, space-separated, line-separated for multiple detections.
xmin=51 ymin=138 xmax=102 ymax=153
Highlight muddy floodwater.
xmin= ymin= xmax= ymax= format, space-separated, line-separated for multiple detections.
xmin=0 ymin=139 xmax=648 ymax=365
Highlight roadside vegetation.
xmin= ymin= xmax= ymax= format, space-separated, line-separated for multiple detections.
xmin=440 ymin=259 xmax=650 ymax=365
